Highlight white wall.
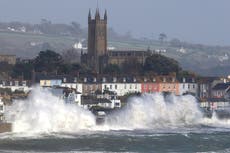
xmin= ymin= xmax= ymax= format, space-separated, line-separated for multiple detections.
xmin=102 ymin=83 xmax=141 ymax=96
xmin=179 ymin=83 xmax=198 ymax=96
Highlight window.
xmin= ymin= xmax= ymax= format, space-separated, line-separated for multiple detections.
xmin=115 ymin=85 xmax=117 ymax=90
xmin=183 ymin=84 xmax=185 ymax=89
xmin=193 ymin=84 xmax=195 ymax=89
xmin=104 ymin=85 xmax=107 ymax=89
xmin=188 ymin=84 xmax=190 ymax=89
xmin=110 ymin=85 xmax=112 ymax=89
xmin=135 ymin=84 xmax=137 ymax=89
xmin=130 ymin=84 xmax=132 ymax=89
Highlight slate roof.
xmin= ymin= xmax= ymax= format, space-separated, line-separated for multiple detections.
xmin=212 ymin=82 xmax=230 ymax=90
xmin=207 ymin=98 xmax=228 ymax=102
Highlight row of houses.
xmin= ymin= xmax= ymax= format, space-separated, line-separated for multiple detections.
xmin=0 ymin=75 xmax=229 ymax=102
xmin=0 ymin=75 xmax=229 ymax=111
xmin=49 ymin=75 xmax=229 ymax=111
xmin=0 ymin=80 xmax=31 ymax=93
xmin=39 ymin=75 xmax=199 ymax=97
xmin=39 ymin=75 xmax=230 ymax=101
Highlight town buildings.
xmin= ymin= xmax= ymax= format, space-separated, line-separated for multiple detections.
xmin=37 ymin=75 xmax=230 ymax=110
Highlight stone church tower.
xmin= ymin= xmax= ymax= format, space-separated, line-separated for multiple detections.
xmin=87 ymin=9 xmax=108 ymax=73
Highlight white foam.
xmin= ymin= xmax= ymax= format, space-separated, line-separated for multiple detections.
xmin=105 ymin=93 xmax=203 ymax=130
xmin=5 ymin=87 xmax=96 ymax=133
xmin=4 ymin=87 xmax=230 ymax=135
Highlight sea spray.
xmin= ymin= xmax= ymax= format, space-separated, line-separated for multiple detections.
xmin=5 ymin=87 xmax=230 ymax=134
xmin=5 ymin=87 xmax=96 ymax=133
xmin=105 ymin=93 xmax=203 ymax=130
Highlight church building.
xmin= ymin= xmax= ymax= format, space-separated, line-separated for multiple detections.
xmin=81 ymin=8 xmax=150 ymax=74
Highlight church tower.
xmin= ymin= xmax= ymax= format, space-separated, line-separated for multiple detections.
xmin=87 ymin=9 xmax=108 ymax=73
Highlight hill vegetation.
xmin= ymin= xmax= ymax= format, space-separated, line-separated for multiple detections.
xmin=0 ymin=21 xmax=229 ymax=76
xmin=5 ymin=50 xmax=189 ymax=80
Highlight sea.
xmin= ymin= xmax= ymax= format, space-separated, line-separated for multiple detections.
xmin=1 ymin=87 xmax=230 ymax=153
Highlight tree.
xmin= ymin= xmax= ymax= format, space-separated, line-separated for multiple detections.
xmin=34 ymin=50 xmax=63 ymax=73
xmin=121 ymin=59 xmax=143 ymax=75
xmin=11 ymin=62 xmax=34 ymax=80
xmin=0 ymin=62 xmax=13 ymax=73
xmin=144 ymin=54 xmax=181 ymax=75
xmin=103 ymin=64 xmax=121 ymax=75
xmin=159 ymin=33 xmax=167 ymax=43
xmin=62 ymin=48 xmax=81 ymax=64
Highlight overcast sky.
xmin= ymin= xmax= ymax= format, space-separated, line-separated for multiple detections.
xmin=0 ymin=0 xmax=229 ymax=45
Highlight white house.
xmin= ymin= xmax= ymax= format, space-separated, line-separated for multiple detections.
xmin=101 ymin=77 xmax=141 ymax=96
xmin=73 ymin=42 xmax=83 ymax=49
xmin=49 ymin=87 xmax=82 ymax=106
xmin=179 ymin=78 xmax=198 ymax=96
xmin=0 ymin=80 xmax=31 ymax=93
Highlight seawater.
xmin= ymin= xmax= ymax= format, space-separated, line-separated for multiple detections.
xmin=1 ymin=87 xmax=230 ymax=153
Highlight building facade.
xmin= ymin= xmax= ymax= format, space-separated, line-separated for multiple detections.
xmin=81 ymin=9 xmax=108 ymax=73
xmin=179 ymin=78 xmax=198 ymax=96
xmin=81 ymin=9 xmax=150 ymax=74
xmin=0 ymin=55 xmax=16 ymax=65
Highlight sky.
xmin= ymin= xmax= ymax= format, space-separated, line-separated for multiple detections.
xmin=0 ymin=0 xmax=229 ymax=45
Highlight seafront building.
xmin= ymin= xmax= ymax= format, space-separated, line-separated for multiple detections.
xmin=178 ymin=77 xmax=198 ymax=96
xmin=0 ymin=80 xmax=30 ymax=93
xmin=37 ymin=75 xmax=230 ymax=110
xmin=39 ymin=75 xmax=191 ymax=96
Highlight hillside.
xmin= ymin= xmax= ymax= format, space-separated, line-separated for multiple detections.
xmin=0 ymin=21 xmax=229 ymax=76
xmin=109 ymin=39 xmax=230 ymax=76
